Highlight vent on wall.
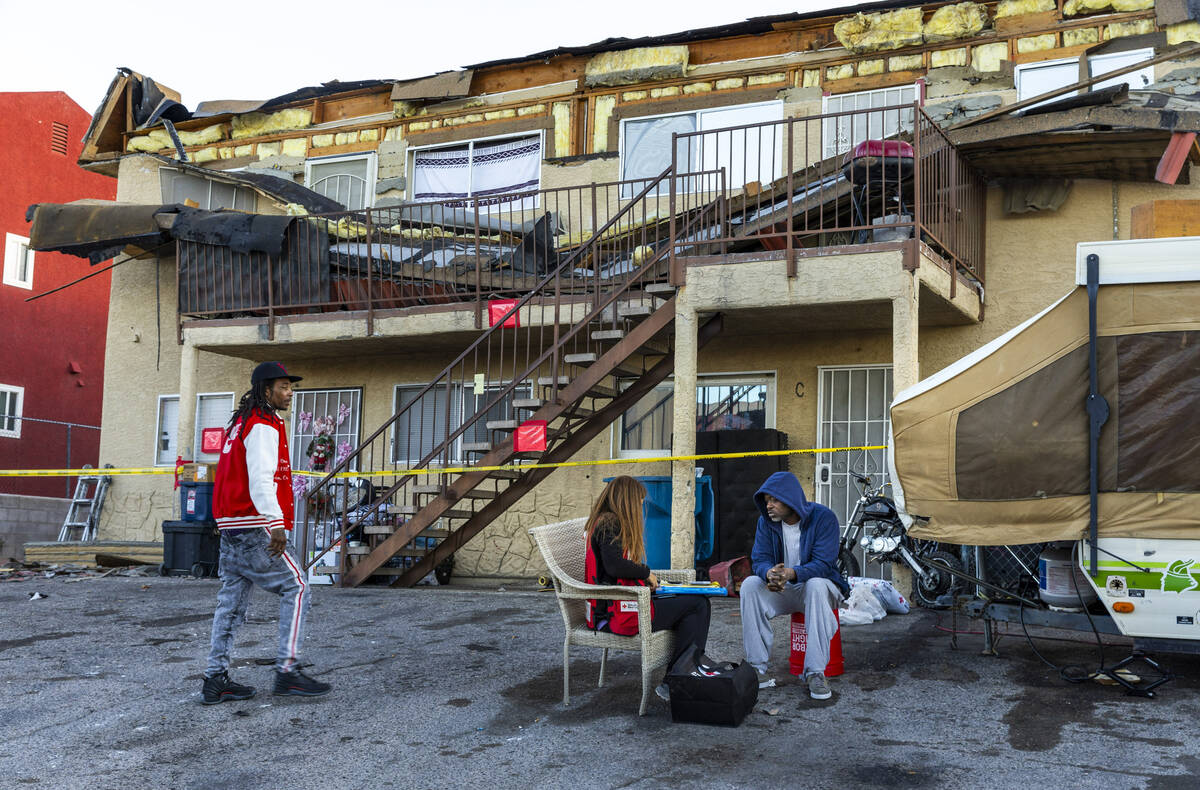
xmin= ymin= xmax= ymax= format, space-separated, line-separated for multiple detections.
xmin=50 ymin=122 xmax=69 ymax=156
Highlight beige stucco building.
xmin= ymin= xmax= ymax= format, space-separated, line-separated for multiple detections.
xmin=44 ymin=0 xmax=1200 ymax=588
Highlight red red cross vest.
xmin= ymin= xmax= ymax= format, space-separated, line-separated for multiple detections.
xmin=585 ymin=535 xmax=653 ymax=636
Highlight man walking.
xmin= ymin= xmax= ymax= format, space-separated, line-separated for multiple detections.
xmin=740 ymin=471 xmax=849 ymax=700
xmin=201 ymin=361 xmax=332 ymax=704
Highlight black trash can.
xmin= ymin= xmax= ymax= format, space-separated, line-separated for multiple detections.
xmin=160 ymin=519 xmax=220 ymax=577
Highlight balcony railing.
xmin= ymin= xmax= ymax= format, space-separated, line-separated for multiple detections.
xmin=668 ymin=103 xmax=985 ymax=287
xmin=175 ymin=104 xmax=984 ymax=336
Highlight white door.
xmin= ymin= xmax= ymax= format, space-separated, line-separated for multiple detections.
xmin=815 ymin=365 xmax=893 ymax=532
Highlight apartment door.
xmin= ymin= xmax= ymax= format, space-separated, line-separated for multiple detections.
xmin=814 ymin=366 xmax=893 ymax=557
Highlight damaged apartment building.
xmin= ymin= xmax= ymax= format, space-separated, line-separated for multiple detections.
xmin=27 ymin=0 xmax=1200 ymax=586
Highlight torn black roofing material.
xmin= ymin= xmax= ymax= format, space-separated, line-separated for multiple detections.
xmin=26 ymin=202 xmax=176 ymax=264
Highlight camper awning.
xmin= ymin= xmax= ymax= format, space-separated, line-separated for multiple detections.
xmin=890 ymin=238 xmax=1200 ymax=544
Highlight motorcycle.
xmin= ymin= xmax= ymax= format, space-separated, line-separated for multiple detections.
xmin=837 ymin=473 xmax=965 ymax=608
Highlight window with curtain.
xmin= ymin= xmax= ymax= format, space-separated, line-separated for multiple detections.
xmin=410 ymin=133 xmax=542 ymax=210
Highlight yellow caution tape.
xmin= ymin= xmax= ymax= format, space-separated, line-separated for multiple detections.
xmin=0 ymin=446 xmax=887 ymax=479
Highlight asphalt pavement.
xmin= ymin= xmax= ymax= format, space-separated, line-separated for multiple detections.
xmin=3 ymin=574 xmax=1199 ymax=790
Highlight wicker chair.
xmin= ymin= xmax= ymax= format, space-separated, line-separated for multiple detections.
xmin=529 ymin=517 xmax=696 ymax=716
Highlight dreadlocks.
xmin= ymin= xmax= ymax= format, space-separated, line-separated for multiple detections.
xmin=228 ymin=380 xmax=276 ymax=430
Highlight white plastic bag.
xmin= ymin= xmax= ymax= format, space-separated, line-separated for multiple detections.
xmin=848 ymin=575 xmax=910 ymax=614
xmin=840 ymin=582 xmax=887 ymax=625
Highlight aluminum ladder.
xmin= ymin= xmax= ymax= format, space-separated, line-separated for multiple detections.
xmin=57 ymin=465 xmax=112 ymax=542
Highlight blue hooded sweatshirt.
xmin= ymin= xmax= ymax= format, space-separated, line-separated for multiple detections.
xmin=751 ymin=471 xmax=849 ymax=597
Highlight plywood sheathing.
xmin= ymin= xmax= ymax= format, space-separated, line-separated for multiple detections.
xmin=1064 ymin=0 xmax=1155 ymax=15
xmin=584 ymin=45 xmax=690 ymax=88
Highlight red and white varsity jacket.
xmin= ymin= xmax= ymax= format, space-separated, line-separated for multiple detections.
xmin=214 ymin=409 xmax=295 ymax=532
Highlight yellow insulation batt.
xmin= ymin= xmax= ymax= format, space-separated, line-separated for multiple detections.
xmin=995 ymin=0 xmax=1055 ymax=18
xmin=584 ymin=46 xmax=689 ymax=87
xmin=231 ymin=108 xmax=313 ymax=140
xmin=1103 ymin=18 xmax=1157 ymax=38
xmin=924 ymin=3 xmax=989 ymax=43
xmin=932 ymin=48 xmax=969 ymax=68
xmin=834 ymin=8 xmax=924 ymax=53
xmin=972 ymin=42 xmax=1010 ymax=71
xmin=1167 ymin=21 xmax=1200 ymax=45
xmin=126 ymin=122 xmax=228 ymax=152
xmin=1063 ymin=0 xmax=1154 ymax=14
xmin=1063 ymin=27 xmax=1100 ymax=46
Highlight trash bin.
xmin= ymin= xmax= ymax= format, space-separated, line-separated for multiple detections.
xmin=605 ymin=475 xmax=715 ymax=569
xmin=180 ymin=481 xmax=215 ymax=522
xmin=160 ymin=519 xmax=220 ymax=577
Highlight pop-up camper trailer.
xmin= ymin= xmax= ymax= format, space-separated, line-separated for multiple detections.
xmin=889 ymin=237 xmax=1200 ymax=667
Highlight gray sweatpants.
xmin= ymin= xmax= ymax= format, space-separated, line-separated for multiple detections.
xmin=740 ymin=574 xmax=842 ymax=678
xmin=205 ymin=529 xmax=310 ymax=677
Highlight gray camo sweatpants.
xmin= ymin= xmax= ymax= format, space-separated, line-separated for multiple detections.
xmin=205 ymin=529 xmax=310 ymax=677
xmin=740 ymin=574 xmax=842 ymax=678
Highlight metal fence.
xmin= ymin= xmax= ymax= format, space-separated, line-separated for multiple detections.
xmin=0 ymin=415 xmax=101 ymax=498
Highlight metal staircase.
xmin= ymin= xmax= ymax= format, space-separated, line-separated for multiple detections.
xmin=299 ymin=168 xmax=724 ymax=587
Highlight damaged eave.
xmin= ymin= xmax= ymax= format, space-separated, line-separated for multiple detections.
xmin=948 ymin=102 xmax=1200 ymax=148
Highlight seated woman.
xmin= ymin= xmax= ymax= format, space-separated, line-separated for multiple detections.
xmin=584 ymin=475 xmax=715 ymax=700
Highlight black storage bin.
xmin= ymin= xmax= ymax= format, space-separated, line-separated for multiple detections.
xmin=161 ymin=519 xmax=220 ymax=577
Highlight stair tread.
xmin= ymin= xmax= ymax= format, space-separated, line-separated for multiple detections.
xmin=563 ymin=353 xmax=598 ymax=364
xmin=460 ymin=488 xmax=497 ymax=500
xmin=462 ymin=442 xmax=492 ymax=452
xmin=412 ymin=485 xmax=444 ymax=494
xmin=644 ymin=282 xmax=676 ymax=294
xmin=590 ymin=329 xmax=625 ymax=341
xmin=536 ymin=375 xmax=571 ymax=385
xmin=617 ymin=304 xmax=653 ymax=317
xmin=512 ymin=398 xmax=543 ymax=409
xmin=484 ymin=420 xmax=518 ymax=430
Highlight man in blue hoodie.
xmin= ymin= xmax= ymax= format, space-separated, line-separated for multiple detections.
xmin=741 ymin=471 xmax=850 ymax=700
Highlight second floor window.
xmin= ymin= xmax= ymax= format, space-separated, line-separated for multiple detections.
xmin=160 ymin=169 xmax=255 ymax=211
xmin=305 ymin=153 xmax=377 ymax=211
xmin=620 ymin=101 xmax=784 ymax=197
xmin=3 ymin=233 xmax=34 ymax=290
xmin=410 ymin=133 xmax=542 ymax=210
xmin=1015 ymin=48 xmax=1154 ymax=110
xmin=822 ymin=84 xmax=918 ymax=160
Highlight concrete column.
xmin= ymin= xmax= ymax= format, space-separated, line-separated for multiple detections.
xmin=891 ymin=272 xmax=920 ymax=593
xmin=176 ymin=341 xmax=200 ymax=461
xmin=669 ymin=299 xmax=698 ymax=571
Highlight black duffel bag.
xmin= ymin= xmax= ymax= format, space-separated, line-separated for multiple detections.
xmin=666 ymin=645 xmax=758 ymax=727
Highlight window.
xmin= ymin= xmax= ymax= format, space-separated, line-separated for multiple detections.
xmin=813 ymin=365 xmax=893 ymax=527
xmin=305 ymin=153 xmax=378 ymax=211
xmin=822 ymin=84 xmax=918 ymax=160
xmin=620 ymin=102 xmax=783 ymax=197
xmin=291 ymin=389 xmax=362 ymax=474
xmin=4 ymin=233 xmax=34 ymax=290
xmin=392 ymin=381 xmax=532 ymax=464
xmin=410 ymin=133 xmax=542 ymax=210
xmin=193 ymin=393 xmax=235 ymax=463
xmin=617 ymin=373 xmax=776 ymax=457
xmin=1016 ymin=49 xmax=1154 ymax=109
xmin=0 ymin=384 xmax=23 ymax=438
xmin=159 ymin=168 xmax=255 ymax=211
xmin=155 ymin=395 xmax=180 ymax=465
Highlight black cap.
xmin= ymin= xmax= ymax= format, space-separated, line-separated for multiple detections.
xmin=251 ymin=361 xmax=303 ymax=384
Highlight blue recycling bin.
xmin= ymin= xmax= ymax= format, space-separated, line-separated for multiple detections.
xmin=604 ymin=475 xmax=714 ymax=569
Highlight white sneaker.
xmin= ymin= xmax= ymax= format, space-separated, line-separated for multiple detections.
xmin=655 ymin=682 xmax=670 ymax=702
xmin=756 ymin=670 xmax=776 ymax=689
xmin=807 ymin=672 xmax=832 ymax=700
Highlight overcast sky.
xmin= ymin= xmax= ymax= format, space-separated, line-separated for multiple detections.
xmin=0 ymin=0 xmax=859 ymax=113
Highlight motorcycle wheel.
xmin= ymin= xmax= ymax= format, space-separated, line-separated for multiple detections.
xmin=913 ymin=549 xmax=962 ymax=609
xmin=837 ymin=545 xmax=861 ymax=579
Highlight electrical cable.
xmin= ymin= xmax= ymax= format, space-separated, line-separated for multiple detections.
xmin=1017 ymin=541 xmax=1108 ymax=685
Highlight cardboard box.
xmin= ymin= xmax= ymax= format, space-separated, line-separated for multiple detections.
xmin=180 ymin=462 xmax=218 ymax=483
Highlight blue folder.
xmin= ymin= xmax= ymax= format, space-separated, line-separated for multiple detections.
xmin=656 ymin=583 xmax=728 ymax=596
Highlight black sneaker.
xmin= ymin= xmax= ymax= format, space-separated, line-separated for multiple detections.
xmin=201 ymin=672 xmax=256 ymax=705
xmin=273 ymin=669 xmax=332 ymax=697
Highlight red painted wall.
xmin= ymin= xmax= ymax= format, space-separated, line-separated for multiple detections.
xmin=0 ymin=92 xmax=116 ymax=498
